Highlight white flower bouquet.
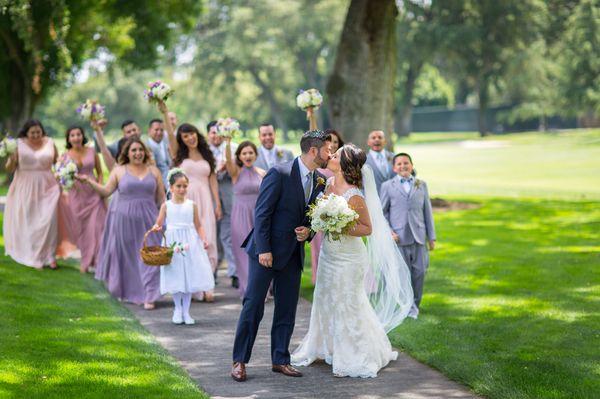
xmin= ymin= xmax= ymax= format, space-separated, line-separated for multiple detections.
xmin=0 ymin=135 xmax=17 ymax=157
xmin=308 ymin=194 xmax=359 ymax=241
xmin=216 ymin=117 xmax=241 ymax=138
xmin=76 ymin=99 xmax=106 ymax=122
xmin=144 ymin=80 xmax=174 ymax=103
xmin=296 ymin=88 xmax=323 ymax=111
xmin=53 ymin=158 xmax=78 ymax=191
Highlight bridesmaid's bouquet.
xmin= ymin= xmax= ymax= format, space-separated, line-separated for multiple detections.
xmin=0 ymin=135 xmax=17 ymax=157
xmin=144 ymin=80 xmax=174 ymax=103
xmin=308 ymin=194 xmax=359 ymax=241
xmin=76 ymin=99 xmax=106 ymax=122
xmin=216 ymin=117 xmax=241 ymax=138
xmin=296 ymin=88 xmax=323 ymax=111
xmin=53 ymin=158 xmax=78 ymax=191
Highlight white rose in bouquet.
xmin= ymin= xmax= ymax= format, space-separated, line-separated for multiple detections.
xmin=307 ymin=194 xmax=359 ymax=241
xmin=0 ymin=136 xmax=17 ymax=157
xmin=296 ymin=88 xmax=323 ymax=111
xmin=144 ymin=80 xmax=174 ymax=103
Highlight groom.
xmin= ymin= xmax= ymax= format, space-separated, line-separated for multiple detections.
xmin=231 ymin=130 xmax=330 ymax=382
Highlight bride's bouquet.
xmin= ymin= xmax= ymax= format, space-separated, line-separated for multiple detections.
xmin=76 ymin=99 xmax=106 ymax=122
xmin=0 ymin=135 xmax=17 ymax=157
xmin=144 ymin=80 xmax=174 ymax=103
xmin=216 ymin=117 xmax=241 ymax=138
xmin=53 ymin=158 xmax=78 ymax=191
xmin=296 ymin=88 xmax=323 ymax=111
xmin=308 ymin=194 xmax=359 ymax=241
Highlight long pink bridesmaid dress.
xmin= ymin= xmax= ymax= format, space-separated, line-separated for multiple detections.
xmin=64 ymin=147 xmax=107 ymax=269
xmin=180 ymin=158 xmax=218 ymax=271
xmin=4 ymin=138 xmax=66 ymax=267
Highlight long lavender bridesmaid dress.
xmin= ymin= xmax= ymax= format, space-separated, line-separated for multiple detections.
xmin=231 ymin=166 xmax=262 ymax=296
xmin=95 ymin=168 xmax=161 ymax=304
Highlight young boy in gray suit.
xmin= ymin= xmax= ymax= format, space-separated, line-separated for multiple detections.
xmin=380 ymin=153 xmax=436 ymax=319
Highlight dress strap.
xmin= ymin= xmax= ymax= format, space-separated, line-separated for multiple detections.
xmin=342 ymin=187 xmax=364 ymax=201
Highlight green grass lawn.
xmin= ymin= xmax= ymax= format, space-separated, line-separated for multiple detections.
xmin=0 ymin=215 xmax=207 ymax=399
xmin=301 ymin=197 xmax=600 ymax=399
xmin=396 ymin=129 xmax=600 ymax=200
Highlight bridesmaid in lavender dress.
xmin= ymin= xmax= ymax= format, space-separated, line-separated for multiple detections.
xmin=159 ymin=101 xmax=221 ymax=302
xmin=62 ymin=126 xmax=107 ymax=273
xmin=4 ymin=120 xmax=62 ymax=269
xmin=78 ymin=137 xmax=166 ymax=309
xmin=224 ymin=137 xmax=265 ymax=297
xmin=310 ymin=129 xmax=344 ymax=284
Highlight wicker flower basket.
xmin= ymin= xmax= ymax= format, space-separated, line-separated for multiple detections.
xmin=140 ymin=229 xmax=173 ymax=266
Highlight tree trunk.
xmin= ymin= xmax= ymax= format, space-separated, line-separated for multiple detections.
xmin=327 ymin=0 xmax=398 ymax=148
xmin=248 ymin=66 xmax=289 ymax=139
xmin=477 ymin=78 xmax=490 ymax=137
xmin=397 ymin=60 xmax=423 ymax=137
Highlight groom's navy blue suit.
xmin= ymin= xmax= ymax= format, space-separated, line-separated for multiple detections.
xmin=233 ymin=158 xmax=325 ymax=365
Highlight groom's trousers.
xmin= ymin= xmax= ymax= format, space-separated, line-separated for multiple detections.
xmin=232 ymin=254 xmax=302 ymax=365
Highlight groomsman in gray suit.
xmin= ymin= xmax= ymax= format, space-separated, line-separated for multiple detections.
xmin=364 ymin=130 xmax=395 ymax=194
xmin=146 ymin=118 xmax=171 ymax=186
xmin=208 ymin=121 xmax=239 ymax=288
xmin=254 ymin=123 xmax=294 ymax=170
xmin=380 ymin=152 xmax=436 ymax=319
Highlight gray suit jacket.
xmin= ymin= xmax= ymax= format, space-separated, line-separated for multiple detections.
xmin=380 ymin=176 xmax=436 ymax=245
xmin=365 ymin=149 xmax=395 ymax=194
xmin=146 ymin=136 xmax=171 ymax=186
xmin=255 ymin=145 xmax=294 ymax=170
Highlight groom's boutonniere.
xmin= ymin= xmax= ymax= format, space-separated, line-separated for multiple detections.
xmin=276 ymin=149 xmax=284 ymax=158
xmin=316 ymin=176 xmax=326 ymax=188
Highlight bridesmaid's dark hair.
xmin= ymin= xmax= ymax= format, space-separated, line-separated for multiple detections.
xmin=324 ymin=128 xmax=344 ymax=149
xmin=340 ymin=144 xmax=367 ymax=188
xmin=235 ymin=141 xmax=258 ymax=168
xmin=173 ymin=123 xmax=216 ymax=173
xmin=118 ymin=137 xmax=151 ymax=165
xmin=65 ymin=125 xmax=88 ymax=149
xmin=18 ymin=119 xmax=47 ymax=138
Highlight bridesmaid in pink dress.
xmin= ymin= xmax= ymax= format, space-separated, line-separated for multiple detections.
xmin=159 ymin=102 xmax=221 ymax=302
xmin=224 ymin=137 xmax=265 ymax=297
xmin=4 ymin=120 xmax=66 ymax=269
xmin=62 ymin=126 xmax=107 ymax=273
xmin=310 ymin=129 xmax=344 ymax=284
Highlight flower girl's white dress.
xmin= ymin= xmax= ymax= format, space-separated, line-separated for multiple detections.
xmin=160 ymin=199 xmax=215 ymax=295
xmin=291 ymin=188 xmax=397 ymax=378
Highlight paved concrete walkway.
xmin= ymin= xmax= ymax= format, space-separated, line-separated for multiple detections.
xmin=126 ymin=270 xmax=480 ymax=399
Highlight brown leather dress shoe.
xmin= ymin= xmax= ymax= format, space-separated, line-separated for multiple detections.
xmin=231 ymin=362 xmax=247 ymax=382
xmin=272 ymin=364 xmax=303 ymax=377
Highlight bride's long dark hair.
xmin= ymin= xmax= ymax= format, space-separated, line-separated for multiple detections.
xmin=340 ymin=144 xmax=367 ymax=188
xmin=173 ymin=123 xmax=216 ymax=173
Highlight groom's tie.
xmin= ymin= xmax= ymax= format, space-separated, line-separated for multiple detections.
xmin=304 ymin=171 xmax=313 ymax=204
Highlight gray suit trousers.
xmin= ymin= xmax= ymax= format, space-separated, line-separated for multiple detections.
xmin=217 ymin=177 xmax=236 ymax=277
xmin=398 ymin=243 xmax=429 ymax=308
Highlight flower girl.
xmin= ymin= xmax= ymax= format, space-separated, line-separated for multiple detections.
xmin=152 ymin=168 xmax=215 ymax=324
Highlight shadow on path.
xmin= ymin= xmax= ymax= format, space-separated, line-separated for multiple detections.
xmin=126 ymin=270 xmax=480 ymax=399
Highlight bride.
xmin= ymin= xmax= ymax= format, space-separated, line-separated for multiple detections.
xmin=291 ymin=144 xmax=414 ymax=378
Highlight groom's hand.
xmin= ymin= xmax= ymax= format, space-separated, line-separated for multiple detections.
xmin=259 ymin=252 xmax=273 ymax=268
xmin=295 ymin=226 xmax=310 ymax=242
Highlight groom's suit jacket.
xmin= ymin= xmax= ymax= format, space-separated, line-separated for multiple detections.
xmin=380 ymin=176 xmax=436 ymax=246
xmin=242 ymin=158 xmax=325 ymax=270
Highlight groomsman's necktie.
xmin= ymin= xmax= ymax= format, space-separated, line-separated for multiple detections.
xmin=377 ymin=152 xmax=387 ymax=174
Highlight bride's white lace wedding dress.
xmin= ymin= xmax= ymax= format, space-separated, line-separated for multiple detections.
xmin=291 ymin=187 xmax=398 ymax=378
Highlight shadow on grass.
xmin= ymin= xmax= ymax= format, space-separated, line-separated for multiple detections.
xmin=0 ymin=256 xmax=207 ymax=399
xmin=387 ymin=198 xmax=600 ymax=399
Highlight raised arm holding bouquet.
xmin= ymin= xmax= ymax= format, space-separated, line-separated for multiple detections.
xmin=296 ymin=89 xmax=323 ymax=131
